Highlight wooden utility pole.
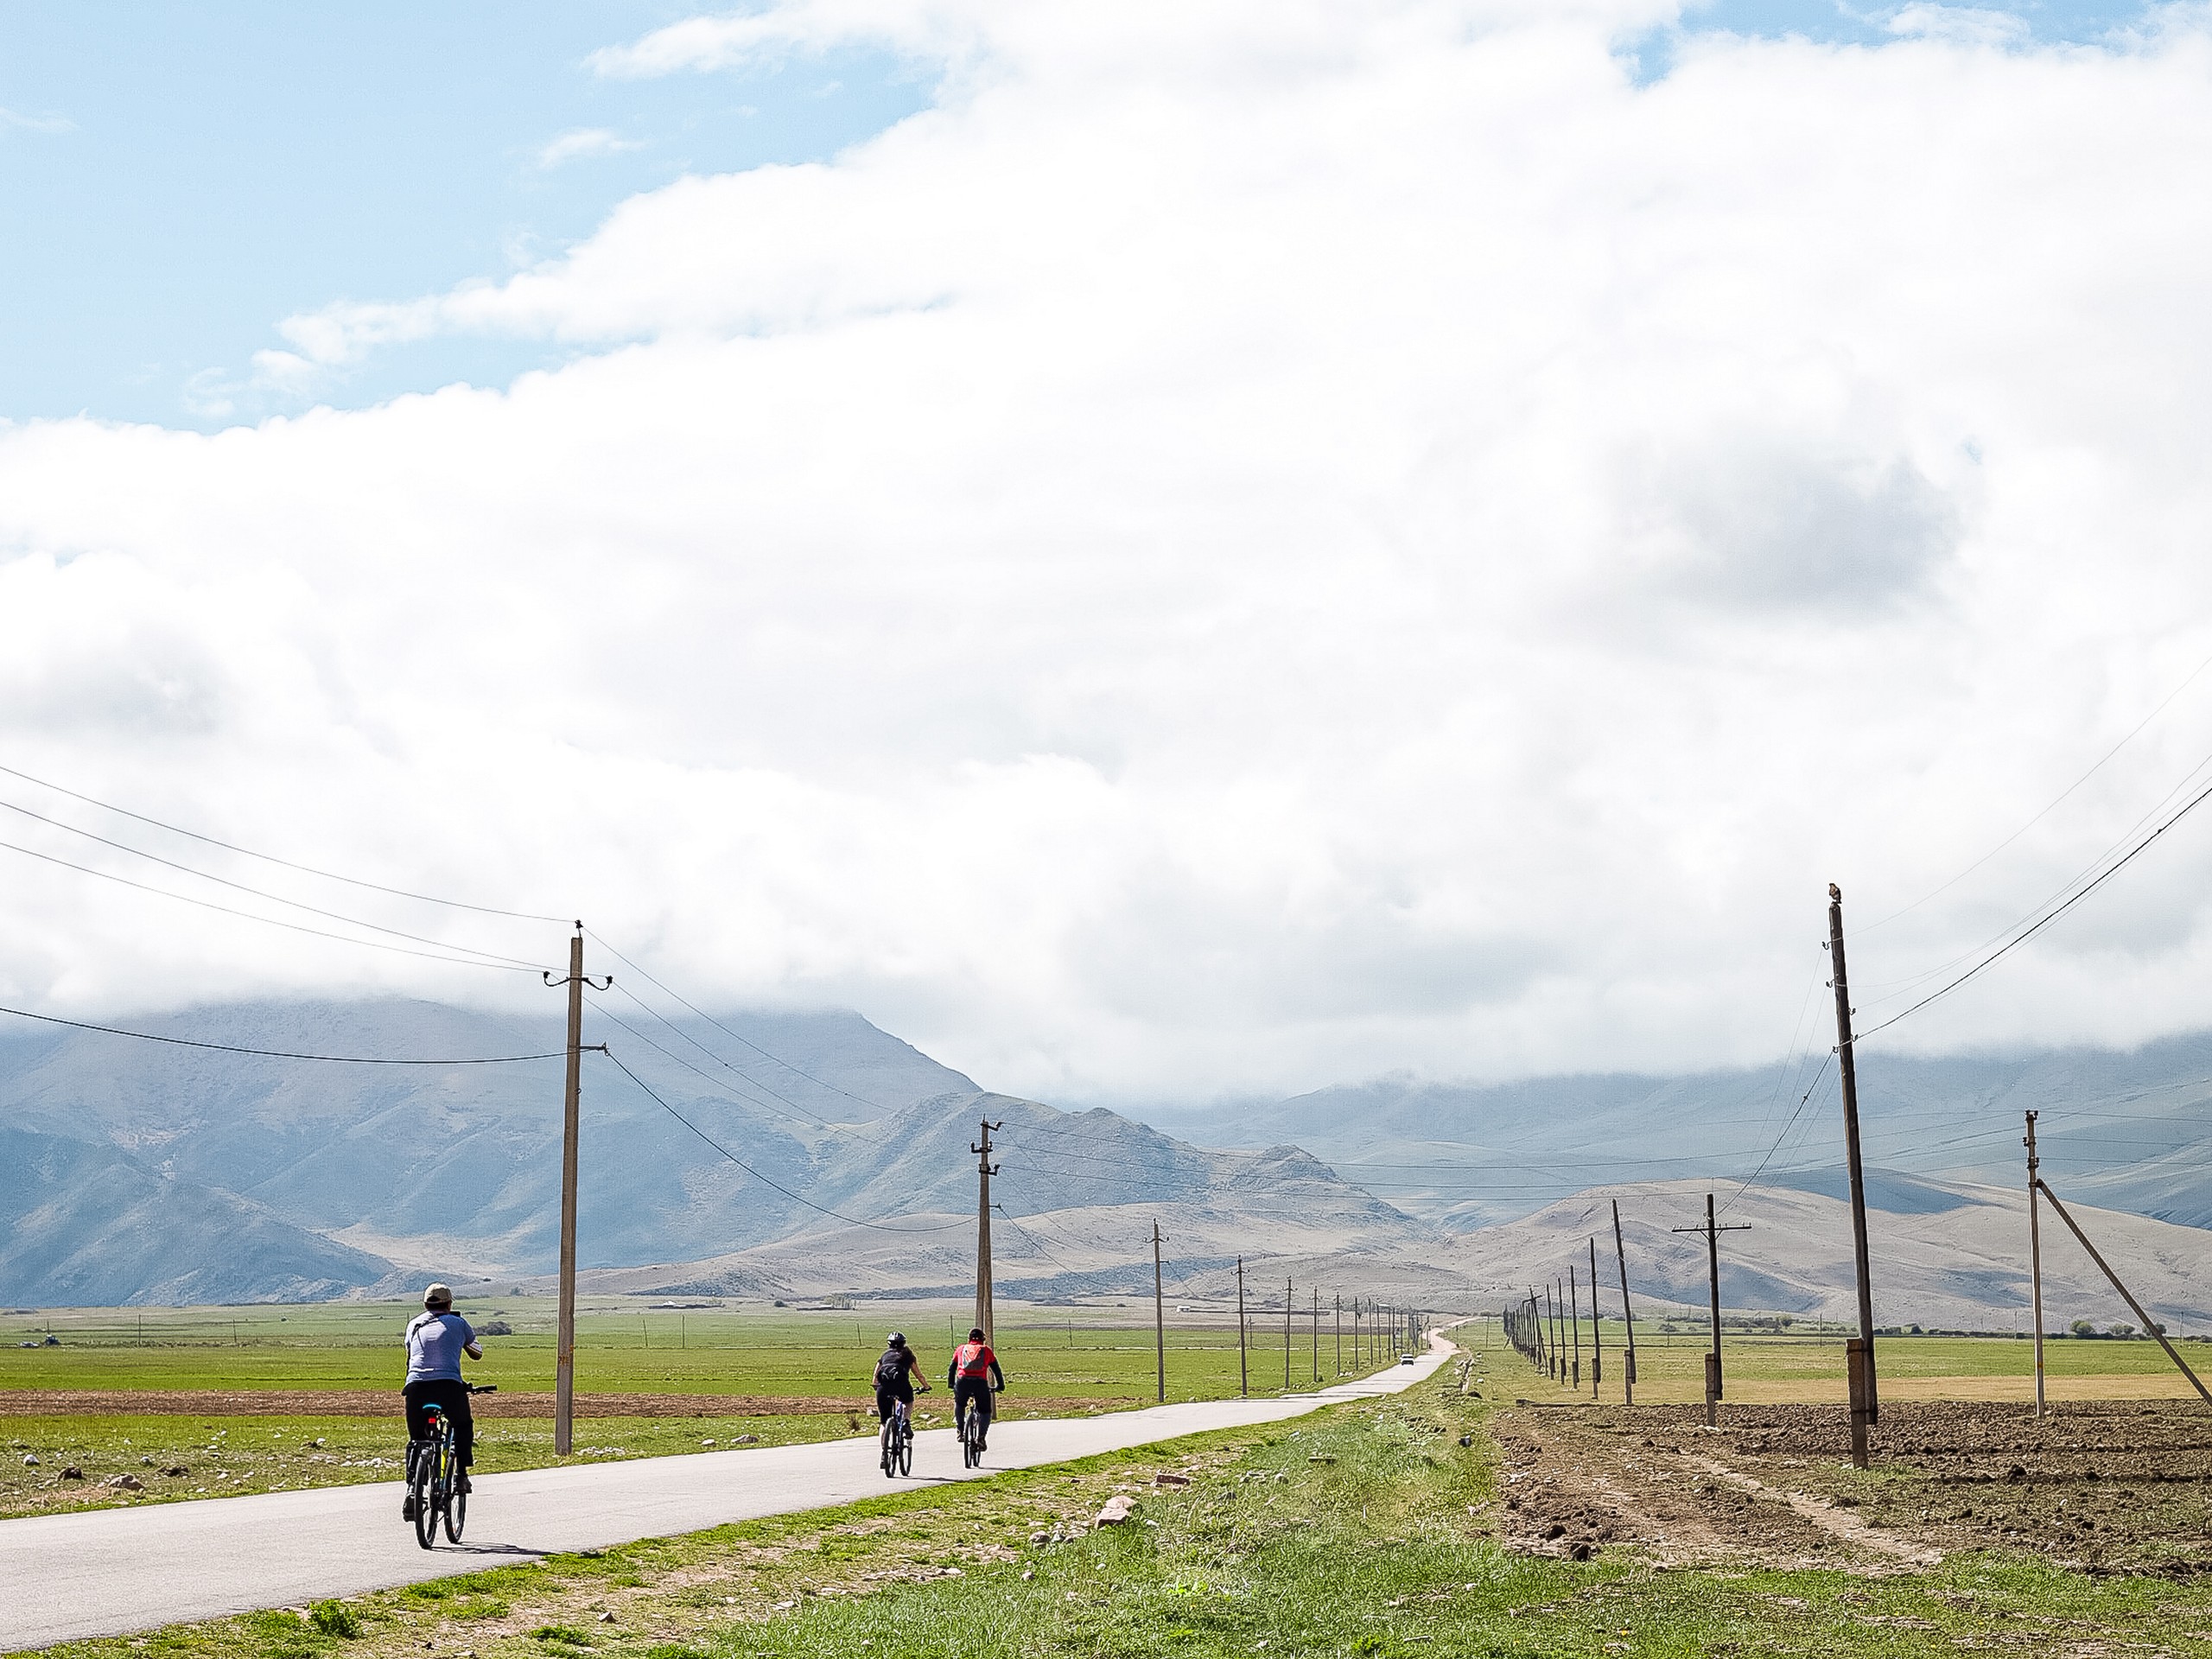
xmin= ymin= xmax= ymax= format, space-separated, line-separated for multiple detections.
xmin=1612 ymin=1199 xmax=1638 ymax=1405
xmin=972 ymin=1119 xmax=1003 ymax=1346
xmin=1284 ymin=1278 xmax=1294 ymax=1391
xmin=1151 ymin=1220 xmax=1166 ymax=1403
xmin=543 ymin=925 xmax=608 ymax=1459
xmin=1587 ymin=1236 xmax=1602 ymax=1396
xmin=1311 ymin=1286 xmax=1320 ymax=1386
xmin=1334 ymin=1294 xmax=1343 ymax=1376
xmin=1827 ymin=882 xmax=1880 ymax=1465
xmin=1569 ymin=1266 xmax=1582 ymax=1389
xmin=1236 ymin=1256 xmax=1249 ymax=1397
xmin=1674 ymin=1192 xmax=1749 ymax=1428
xmin=2024 ymin=1112 xmax=2046 ymax=1419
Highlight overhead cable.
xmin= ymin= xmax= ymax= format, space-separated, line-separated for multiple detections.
xmin=0 ymin=760 xmax=567 ymax=922
xmin=583 ymin=929 xmax=890 ymax=1113
xmin=596 ymin=1047 xmax=966 ymax=1235
xmin=1853 ymin=772 xmax=2212 ymax=1046
xmin=0 ymin=1003 xmax=563 ymax=1065
xmin=0 ymin=837 xmax=550 ymax=974
xmin=0 ymin=796 xmax=548 ymax=969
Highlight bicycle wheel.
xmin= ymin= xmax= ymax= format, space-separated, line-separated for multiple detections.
xmin=410 ymin=1444 xmax=440 ymax=1550
xmin=897 ymin=1420 xmax=912 ymax=1478
xmin=444 ymin=1462 xmax=467 ymax=1544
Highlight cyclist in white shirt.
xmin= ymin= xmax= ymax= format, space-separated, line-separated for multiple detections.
xmin=402 ymin=1283 xmax=482 ymax=1520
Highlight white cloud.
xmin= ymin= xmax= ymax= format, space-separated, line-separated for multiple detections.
xmin=1885 ymin=5 xmax=2032 ymax=48
xmin=0 ymin=105 xmax=73 ymax=135
xmin=4 ymin=2 xmax=2212 ymax=1106
xmin=536 ymin=127 xmax=645 ymax=168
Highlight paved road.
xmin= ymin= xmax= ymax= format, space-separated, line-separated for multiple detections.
xmin=2 ymin=1344 xmax=1451 ymax=1651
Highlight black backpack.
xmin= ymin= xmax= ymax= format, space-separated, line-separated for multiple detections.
xmin=874 ymin=1349 xmax=907 ymax=1389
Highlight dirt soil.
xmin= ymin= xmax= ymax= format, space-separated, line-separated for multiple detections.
xmin=0 ymin=1389 xmax=1122 ymax=1418
xmin=1489 ymin=1399 xmax=2212 ymax=1577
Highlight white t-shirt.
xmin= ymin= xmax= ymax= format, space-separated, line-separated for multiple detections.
xmin=404 ymin=1311 xmax=476 ymax=1384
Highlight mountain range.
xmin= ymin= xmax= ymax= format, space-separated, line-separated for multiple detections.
xmin=0 ymin=999 xmax=1418 ymax=1306
xmin=4 ymin=997 xmax=2211 ymax=1328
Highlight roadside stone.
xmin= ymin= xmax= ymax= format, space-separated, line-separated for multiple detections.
xmin=1154 ymin=1471 xmax=1191 ymax=1486
xmin=20 ymin=1454 xmax=35 ymax=1467
xmin=59 ymin=1465 xmax=85 ymax=1480
xmin=105 ymin=1474 xmax=143 ymax=1491
xmin=1095 ymin=1494 xmax=1136 ymax=1527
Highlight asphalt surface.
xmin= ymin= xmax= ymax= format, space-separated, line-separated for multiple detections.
xmin=1 ymin=1342 xmax=1450 ymax=1651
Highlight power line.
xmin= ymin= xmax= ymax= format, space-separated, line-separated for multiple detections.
xmin=0 ymin=1003 xmax=563 ymax=1065
xmin=596 ymin=977 xmax=881 ymax=1139
xmin=587 ymin=989 xmax=849 ymax=1137
xmin=0 ymin=795 xmax=548 ymax=970
xmin=1854 ymin=771 xmax=2212 ymax=1047
xmin=582 ymin=929 xmax=892 ymax=1114
xmin=595 ymin=1048 xmax=967 ymax=1235
xmin=0 ymin=760 xmax=567 ymax=923
xmin=1858 ymin=639 xmax=2212 ymax=937
xmin=0 ymin=836 xmax=549 ymax=974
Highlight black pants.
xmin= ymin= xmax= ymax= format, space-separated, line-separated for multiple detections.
xmin=404 ymin=1379 xmax=474 ymax=1469
xmin=874 ymin=1385 xmax=913 ymax=1424
xmin=953 ymin=1377 xmax=995 ymax=1444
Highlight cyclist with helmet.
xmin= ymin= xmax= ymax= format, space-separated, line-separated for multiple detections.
xmin=401 ymin=1282 xmax=482 ymax=1520
xmin=948 ymin=1326 xmax=1006 ymax=1453
xmin=872 ymin=1332 xmax=930 ymax=1465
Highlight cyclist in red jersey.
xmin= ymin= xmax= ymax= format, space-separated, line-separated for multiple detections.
xmin=947 ymin=1326 xmax=1006 ymax=1452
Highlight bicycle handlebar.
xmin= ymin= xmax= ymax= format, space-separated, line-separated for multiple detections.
xmin=467 ymin=1383 xmax=498 ymax=1395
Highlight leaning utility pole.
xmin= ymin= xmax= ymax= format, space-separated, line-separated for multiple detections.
xmin=1150 ymin=1221 xmax=1166 ymax=1403
xmin=972 ymin=1119 xmax=1003 ymax=1346
xmin=2036 ymin=1175 xmax=2212 ymax=1408
xmin=1587 ymin=1236 xmax=1603 ymax=1397
xmin=2025 ymin=1111 xmax=2047 ymax=1419
xmin=544 ymin=925 xmax=609 ymax=1458
xmin=1236 ymin=1256 xmax=1249 ymax=1397
xmin=1612 ymin=1199 xmax=1638 ymax=1406
xmin=1674 ymin=1192 xmax=1749 ymax=1428
xmin=1827 ymin=882 xmax=1880 ymax=1465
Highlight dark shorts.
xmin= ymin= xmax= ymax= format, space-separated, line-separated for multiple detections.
xmin=404 ymin=1378 xmax=474 ymax=1467
xmin=953 ymin=1377 xmax=994 ymax=1434
xmin=874 ymin=1385 xmax=913 ymax=1424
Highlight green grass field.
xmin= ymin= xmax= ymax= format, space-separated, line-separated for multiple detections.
xmin=0 ymin=1297 xmax=1371 ymax=1402
xmin=0 ymin=1296 xmax=1391 ymax=1521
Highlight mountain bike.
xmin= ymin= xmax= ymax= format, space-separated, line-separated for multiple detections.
xmin=407 ymin=1383 xmax=494 ymax=1548
xmin=959 ymin=1386 xmax=999 ymax=1469
xmin=880 ymin=1399 xmax=913 ymax=1478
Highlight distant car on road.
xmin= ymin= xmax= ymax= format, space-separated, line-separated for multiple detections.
xmin=1398 ymin=1354 xmax=1416 ymax=1365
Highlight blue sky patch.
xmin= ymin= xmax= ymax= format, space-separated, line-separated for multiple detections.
xmin=0 ymin=4 xmax=931 ymax=429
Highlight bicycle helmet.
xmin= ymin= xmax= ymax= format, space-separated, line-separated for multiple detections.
xmin=968 ymin=1326 xmax=986 ymax=1341
xmin=887 ymin=1332 xmax=906 ymax=1348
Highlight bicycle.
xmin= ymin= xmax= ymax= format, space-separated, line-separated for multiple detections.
xmin=958 ymin=1387 xmax=999 ymax=1468
xmin=407 ymin=1383 xmax=494 ymax=1549
xmin=880 ymin=1399 xmax=914 ymax=1478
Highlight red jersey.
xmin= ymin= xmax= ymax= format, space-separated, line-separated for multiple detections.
xmin=953 ymin=1340 xmax=997 ymax=1379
